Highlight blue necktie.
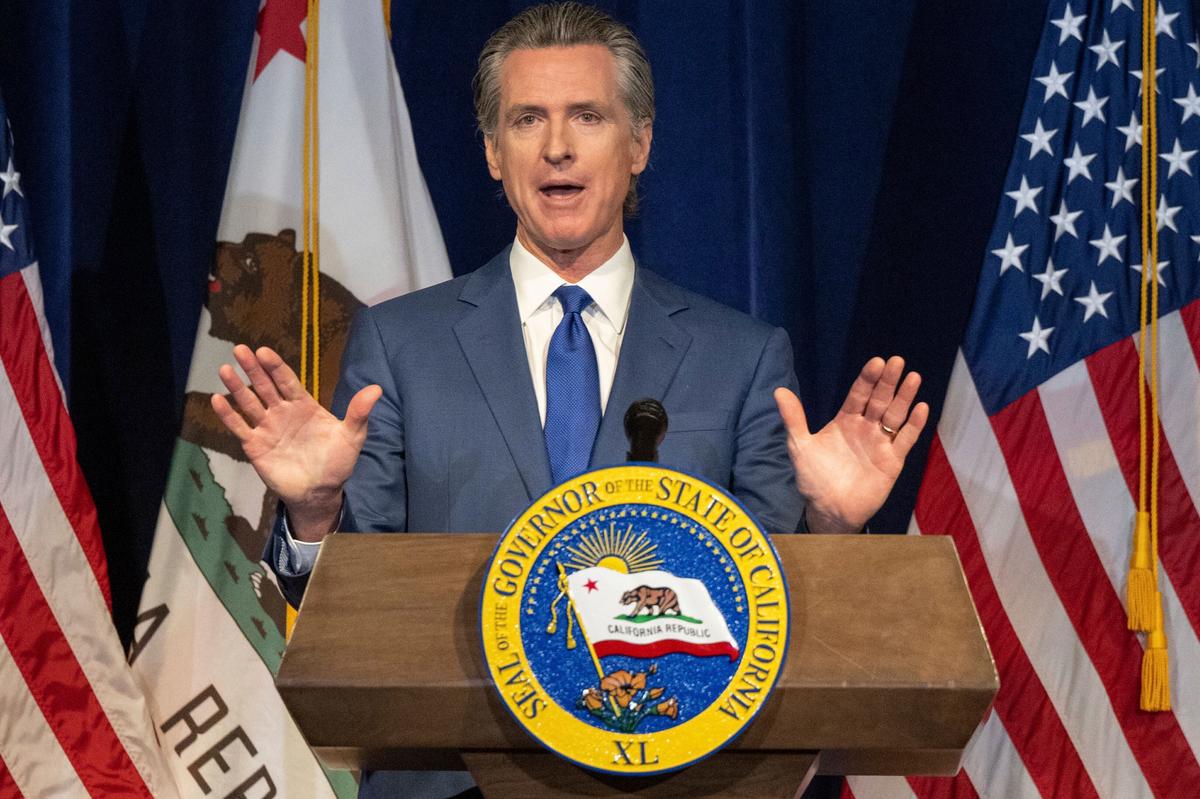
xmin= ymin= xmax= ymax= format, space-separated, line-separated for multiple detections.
xmin=544 ymin=285 xmax=601 ymax=484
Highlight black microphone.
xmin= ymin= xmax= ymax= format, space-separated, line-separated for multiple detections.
xmin=624 ymin=399 xmax=668 ymax=463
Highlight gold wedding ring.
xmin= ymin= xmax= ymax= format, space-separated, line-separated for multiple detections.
xmin=880 ymin=422 xmax=899 ymax=440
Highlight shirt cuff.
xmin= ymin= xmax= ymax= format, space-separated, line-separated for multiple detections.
xmin=277 ymin=506 xmax=340 ymax=576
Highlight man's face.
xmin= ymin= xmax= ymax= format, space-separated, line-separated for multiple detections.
xmin=485 ymin=45 xmax=652 ymax=267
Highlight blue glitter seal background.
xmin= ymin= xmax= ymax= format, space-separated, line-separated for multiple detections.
xmin=519 ymin=503 xmax=749 ymax=734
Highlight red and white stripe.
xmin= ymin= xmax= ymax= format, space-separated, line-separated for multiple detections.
xmin=0 ymin=263 xmax=178 ymax=798
xmin=846 ymin=301 xmax=1200 ymax=799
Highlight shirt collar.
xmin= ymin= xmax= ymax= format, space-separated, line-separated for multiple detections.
xmin=509 ymin=236 xmax=635 ymax=333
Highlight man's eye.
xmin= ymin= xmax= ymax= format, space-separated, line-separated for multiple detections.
xmin=579 ymin=112 xmax=600 ymax=123
xmin=516 ymin=114 xmax=538 ymax=126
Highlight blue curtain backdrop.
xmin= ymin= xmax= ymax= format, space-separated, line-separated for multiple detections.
xmin=0 ymin=0 xmax=1068 ymax=643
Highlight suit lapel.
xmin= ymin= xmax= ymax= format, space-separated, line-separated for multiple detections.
xmin=591 ymin=269 xmax=692 ymax=467
xmin=454 ymin=252 xmax=553 ymax=499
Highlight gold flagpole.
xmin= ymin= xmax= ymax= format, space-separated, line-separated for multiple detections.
xmin=556 ymin=562 xmax=622 ymax=718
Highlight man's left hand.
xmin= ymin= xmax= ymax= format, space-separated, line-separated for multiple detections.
xmin=774 ymin=356 xmax=928 ymax=533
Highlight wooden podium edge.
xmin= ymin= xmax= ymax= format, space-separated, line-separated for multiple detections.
xmin=461 ymin=750 xmax=820 ymax=799
xmin=279 ymin=532 xmax=997 ymax=788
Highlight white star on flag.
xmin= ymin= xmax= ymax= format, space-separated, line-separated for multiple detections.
xmin=1064 ymin=142 xmax=1096 ymax=182
xmin=1160 ymin=137 xmax=1197 ymax=177
xmin=1089 ymin=30 xmax=1124 ymax=69
xmin=1033 ymin=258 xmax=1068 ymax=299
xmin=1021 ymin=119 xmax=1058 ymax=158
xmin=1131 ymin=259 xmax=1169 ymax=286
xmin=1157 ymin=3 xmax=1179 ymax=39
xmin=1132 ymin=67 xmax=1166 ymax=94
xmin=1088 ymin=223 xmax=1126 ymax=264
xmin=1037 ymin=62 xmax=1073 ymax=102
xmin=1019 ymin=316 xmax=1054 ymax=358
xmin=1006 ymin=176 xmax=1043 ymax=216
xmin=1111 ymin=0 xmax=1134 ymax=11
xmin=1192 ymin=233 xmax=1200 ymax=258
xmin=1105 ymin=166 xmax=1138 ymax=207
xmin=1052 ymin=6 xmax=1087 ymax=44
xmin=0 ymin=213 xmax=17 ymax=250
xmin=1175 ymin=84 xmax=1200 ymax=122
xmin=1050 ymin=198 xmax=1083 ymax=240
xmin=1074 ymin=86 xmax=1110 ymax=125
xmin=1190 ymin=35 xmax=1200 ymax=68
xmin=0 ymin=157 xmax=20 ymax=198
xmin=1118 ymin=111 xmax=1143 ymax=150
xmin=992 ymin=233 xmax=1029 ymax=274
xmin=1074 ymin=280 xmax=1114 ymax=321
xmin=1157 ymin=195 xmax=1182 ymax=231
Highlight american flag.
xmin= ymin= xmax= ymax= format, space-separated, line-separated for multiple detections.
xmin=0 ymin=95 xmax=176 ymax=796
xmin=846 ymin=1 xmax=1200 ymax=798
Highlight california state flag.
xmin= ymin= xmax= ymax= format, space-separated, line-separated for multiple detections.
xmin=567 ymin=567 xmax=740 ymax=661
xmin=130 ymin=1 xmax=449 ymax=795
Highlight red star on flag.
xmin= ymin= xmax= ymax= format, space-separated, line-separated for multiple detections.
xmin=584 ymin=579 xmax=599 ymax=593
xmin=254 ymin=0 xmax=307 ymax=80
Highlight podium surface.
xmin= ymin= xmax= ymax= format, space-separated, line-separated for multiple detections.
xmin=277 ymin=533 xmax=997 ymax=792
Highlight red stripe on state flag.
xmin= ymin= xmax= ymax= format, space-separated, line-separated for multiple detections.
xmin=0 ymin=272 xmax=110 ymax=607
xmin=592 ymin=640 xmax=738 ymax=660
xmin=0 ymin=505 xmax=152 ymax=798
xmin=1085 ymin=336 xmax=1200 ymax=634
xmin=1180 ymin=299 xmax=1200 ymax=371
xmin=916 ymin=435 xmax=1099 ymax=799
xmin=990 ymin=391 xmax=1200 ymax=792
xmin=907 ymin=773 xmax=981 ymax=799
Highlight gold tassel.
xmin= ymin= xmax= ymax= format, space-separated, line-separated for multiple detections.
xmin=1127 ymin=512 xmax=1156 ymax=631
xmin=1140 ymin=592 xmax=1171 ymax=711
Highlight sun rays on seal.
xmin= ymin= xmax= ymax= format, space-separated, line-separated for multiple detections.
xmin=564 ymin=522 xmax=663 ymax=574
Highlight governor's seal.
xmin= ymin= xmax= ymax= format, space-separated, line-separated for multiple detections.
xmin=479 ymin=464 xmax=790 ymax=775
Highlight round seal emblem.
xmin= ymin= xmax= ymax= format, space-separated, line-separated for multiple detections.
xmin=479 ymin=464 xmax=790 ymax=775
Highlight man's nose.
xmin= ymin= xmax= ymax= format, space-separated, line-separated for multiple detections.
xmin=543 ymin=118 xmax=573 ymax=165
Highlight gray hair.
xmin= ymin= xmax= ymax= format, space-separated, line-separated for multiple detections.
xmin=473 ymin=2 xmax=655 ymax=215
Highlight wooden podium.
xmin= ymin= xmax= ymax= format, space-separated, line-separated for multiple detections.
xmin=277 ymin=533 xmax=997 ymax=798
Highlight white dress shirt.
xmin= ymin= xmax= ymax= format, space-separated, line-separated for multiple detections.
xmin=510 ymin=235 xmax=634 ymax=422
xmin=279 ymin=238 xmax=636 ymax=573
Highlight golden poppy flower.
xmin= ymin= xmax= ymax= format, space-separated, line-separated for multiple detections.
xmin=600 ymin=670 xmax=646 ymax=708
xmin=582 ymin=688 xmax=604 ymax=710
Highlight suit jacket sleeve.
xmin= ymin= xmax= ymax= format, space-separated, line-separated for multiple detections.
xmin=265 ymin=306 xmax=408 ymax=607
xmin=729 ymin=326 xmax=805 ymax=533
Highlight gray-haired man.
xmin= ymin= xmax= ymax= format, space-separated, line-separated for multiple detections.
xmin=216 ymin=5 xmax=926 ymax=797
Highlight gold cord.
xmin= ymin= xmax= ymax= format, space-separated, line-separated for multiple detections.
xmin=1134 ymin=0 xmax=1169 ymax=711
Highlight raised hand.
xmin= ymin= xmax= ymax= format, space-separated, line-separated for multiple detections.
xmin=211 ymin=345 xmax=381 ymax=540
xmin=774 ymin=356 xmax=928 ymax=533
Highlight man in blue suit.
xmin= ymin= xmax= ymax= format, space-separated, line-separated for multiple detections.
xmin=213 ymin=4 xmax=926 ymax=797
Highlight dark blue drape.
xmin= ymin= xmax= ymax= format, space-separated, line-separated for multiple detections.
xmin=0 ymin=0 xmax=1062 ymax=644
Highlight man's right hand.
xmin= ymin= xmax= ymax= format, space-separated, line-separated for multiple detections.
xmin=211 ymin=345 xmax=381 ymax=542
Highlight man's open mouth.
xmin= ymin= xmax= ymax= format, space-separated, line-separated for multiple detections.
xmin=540 ymin=182 xmax=584 ymax=198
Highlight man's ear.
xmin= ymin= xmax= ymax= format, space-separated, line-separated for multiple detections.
xmin=485 ymin=136 xmax=503 ymax=180
xmin=630 ymin=123 xmax=653 ymax=176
